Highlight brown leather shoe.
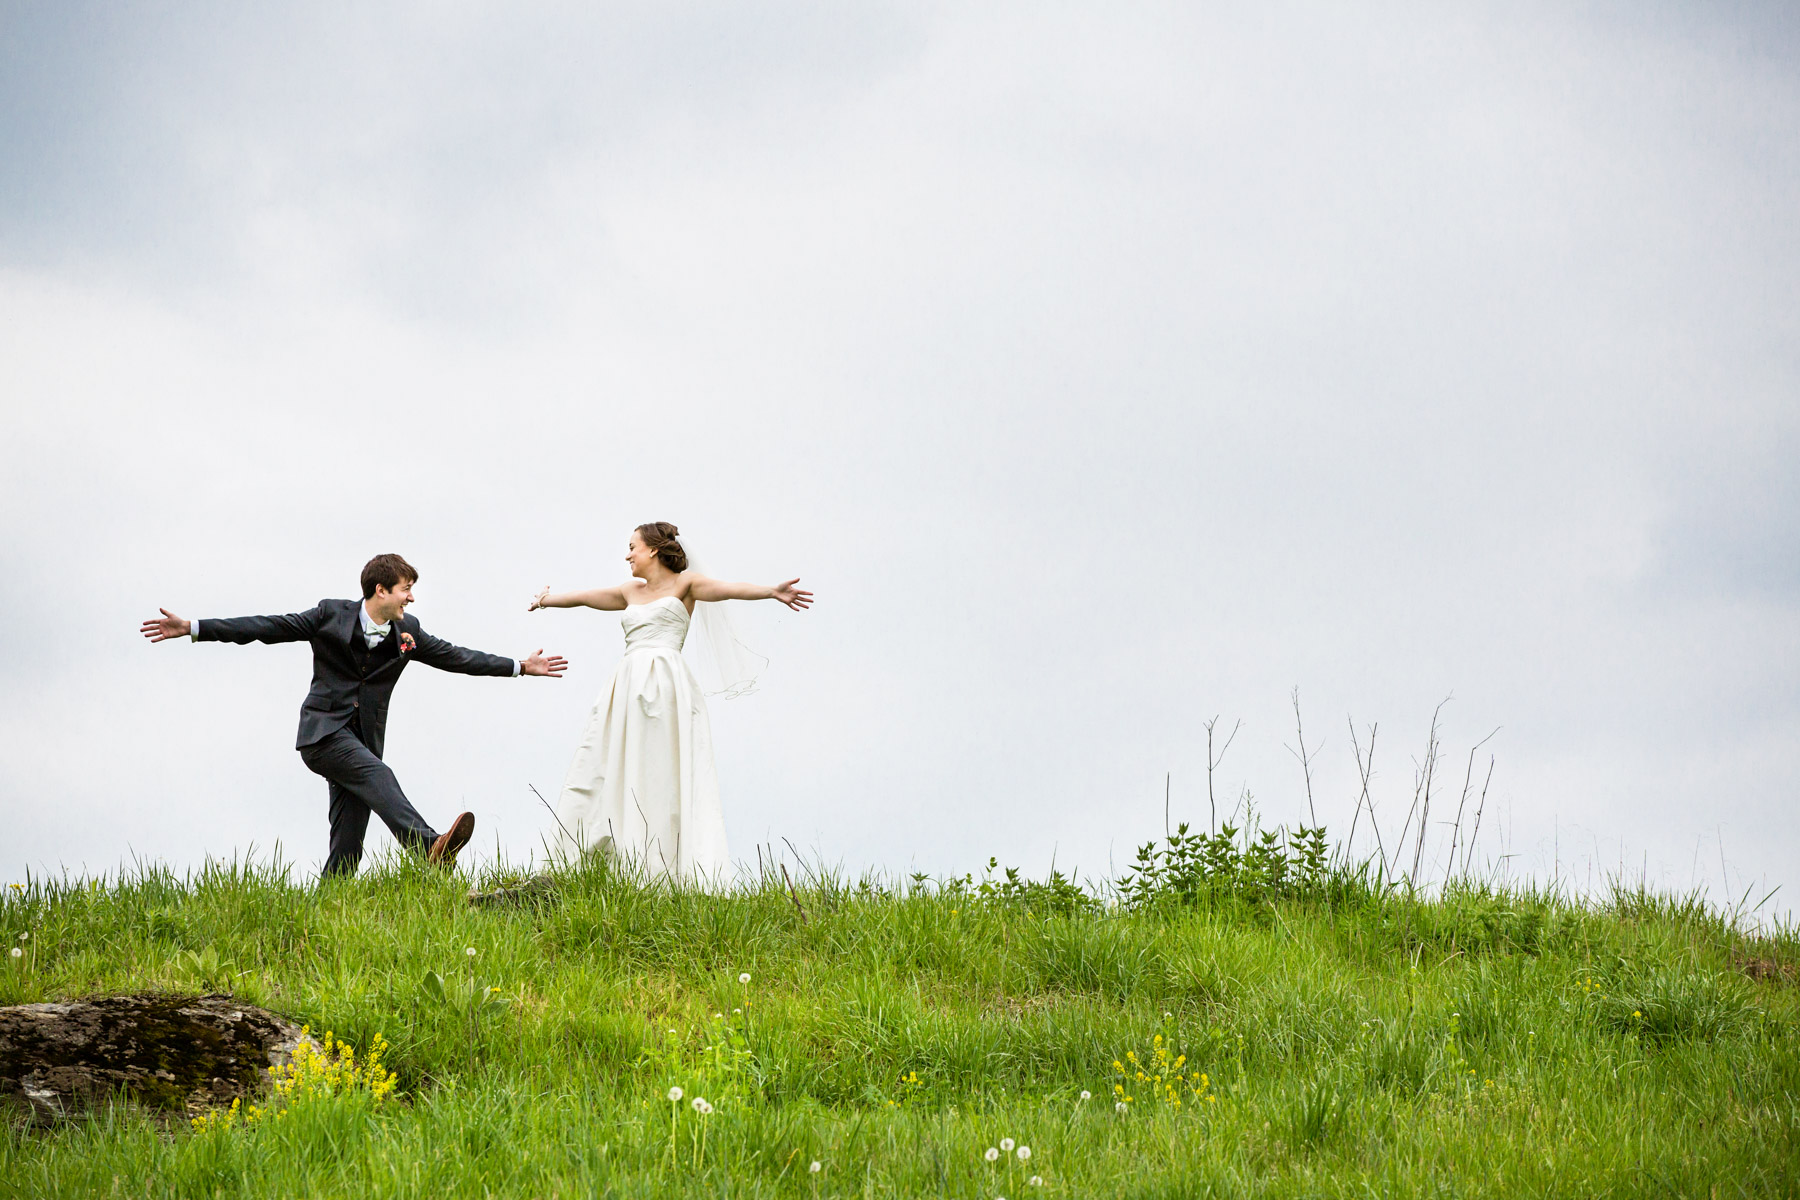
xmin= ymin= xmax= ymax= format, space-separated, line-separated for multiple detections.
xmin=428 ymin=812 xmax=475 ymax=867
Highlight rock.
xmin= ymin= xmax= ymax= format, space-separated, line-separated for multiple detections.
xmin=466 ymin=874 xmax=557 ymax=909
xmin=0 ymin=993 xmax=308 ymax=1124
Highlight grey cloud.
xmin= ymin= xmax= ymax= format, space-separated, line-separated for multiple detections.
xmin=0 ymin=1 xmax=924 ymax=309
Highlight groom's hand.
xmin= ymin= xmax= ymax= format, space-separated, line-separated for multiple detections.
xmin=140 ymin=608 xmax=192 ymax=642
xmin=521 ymin=649 xmax=568 ymax=678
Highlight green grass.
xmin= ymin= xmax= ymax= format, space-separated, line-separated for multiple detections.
xmin=2 ymin=853 xmax=1797 ymax=1198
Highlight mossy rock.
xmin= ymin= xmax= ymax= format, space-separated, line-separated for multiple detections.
xmin=0 ymin=993 xmax=306 ymax=1124
xmin=467 ymin=874 xmax=558 ymax=909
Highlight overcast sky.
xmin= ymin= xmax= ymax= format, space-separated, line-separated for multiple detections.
xmin=2 ymin=2 xmax=1795 ymax=915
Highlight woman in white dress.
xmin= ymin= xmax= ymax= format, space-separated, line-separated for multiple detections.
xmin=528 ymin=522 xmax=811 ymax=884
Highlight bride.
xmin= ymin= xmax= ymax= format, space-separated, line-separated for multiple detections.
xmin=528 ymin=522 xmax=811 ymax=883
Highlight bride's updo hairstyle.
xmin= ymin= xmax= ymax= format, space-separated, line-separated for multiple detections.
xmin=636 ymin=522 xmax=689 ymax=572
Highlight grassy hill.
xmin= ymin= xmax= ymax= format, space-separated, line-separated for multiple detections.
xmin=2 ymin=844 xmax=1796 ymax=1198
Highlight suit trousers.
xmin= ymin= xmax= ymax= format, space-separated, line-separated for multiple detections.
xmin=298 ymin=724 xmax=438 ymax=879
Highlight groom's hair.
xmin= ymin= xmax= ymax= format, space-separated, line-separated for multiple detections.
xmin=361 ymin=553 xmax=419 ymax=599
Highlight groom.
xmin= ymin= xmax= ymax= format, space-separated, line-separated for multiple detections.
xmin=140 ymin=554 xmax=568 ymax=879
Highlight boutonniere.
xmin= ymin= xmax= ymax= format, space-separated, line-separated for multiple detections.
xmin=398 ymin=632 xmax=416 ymax=654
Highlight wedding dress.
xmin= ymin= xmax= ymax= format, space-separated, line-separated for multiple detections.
xmin=551 ymin=595 xmax=731 ymax=883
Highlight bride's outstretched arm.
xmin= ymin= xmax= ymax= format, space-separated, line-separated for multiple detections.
xmin=528 ymin=584 xmax=630 ymax=612
xmin=687 ymin=576 xmax=813 ymax=612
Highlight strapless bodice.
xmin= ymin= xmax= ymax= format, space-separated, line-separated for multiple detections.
xmin=621 ymin=594 xmax=690 ymax=654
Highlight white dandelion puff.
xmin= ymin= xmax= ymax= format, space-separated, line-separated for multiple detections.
xmin=809 ymin=1161 xmax=822 ymax=1174
xmin=1017 ymin=1146 xmax=1031 ymax=1161
xmin=984 ymin=1147 xmax=1000 ymax=1162
xmin=1079 ymin=1089 xmax=1091 ymax=1101
xmin=1000 ymin=1138 xmax=1015 ymax=1152
xmin=8 ymin=947 xmax=19 ymax=959
xmin=465 ymin=947 xmax=477 ymax=957
xmin=692 ymin=1096 xmax=707 ymax=1112
xmin=1030 ymin=1177 xmax=1043 ymax=1187
xmin=1116 ymin=1101 xmax=1129 ymax=1113
xmin=738 ymin=972 xmax=752 ymax=984
xmin=667 ymin=1086 xmax=683 ymax=1102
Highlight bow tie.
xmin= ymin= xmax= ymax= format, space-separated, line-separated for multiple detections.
xmin=365 ymin=622 xmax=391 ymax=646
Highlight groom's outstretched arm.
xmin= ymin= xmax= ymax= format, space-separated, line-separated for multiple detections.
xmin=412 ymin=627 xmax=567 ymax=678
xmin=140 ymin=605 xmax=324 ymax=644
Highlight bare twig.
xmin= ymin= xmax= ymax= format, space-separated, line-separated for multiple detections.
xmin=780 ymin=862 xmax=809 ymax=925
xmin=1393 ymin=761 xmax=1422 ymax=872
xmin=1285 ymin=688 xmax=1322 ymax=829
xmin=1462 ymin=755 xmax=1496 ymax=877
xmin=1445 ymin=727 xmax=1501 ymax=889
xmin=1205 ymin=716 xmax=1242 ymax=835
xmin=781 ymin=837 xmax=814 ymax=888
xmin=1403 ymin=698 xmax=1450 ymax=882
xmin=1347 ymin=718 xmax=1384 ymax=874
xmin=529 ymin=784 xmax=577 ymax=851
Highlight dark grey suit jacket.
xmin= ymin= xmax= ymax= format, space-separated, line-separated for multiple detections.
xmin=197 ymin=598 xmax=515 ymax=757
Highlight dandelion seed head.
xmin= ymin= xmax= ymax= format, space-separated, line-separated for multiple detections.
xmin=1000 ymin=1137 xmax=1015 ymax=1151
xmin=1116 ymin=1101 xmax=1129 ymax=1113
xmin=8 ymin=947 xmax=19 ymax=959
xmin=667 ymin=1086 xmax=683 ymax=1102
xmin=1017 ymin=1146 xmax=1031 ymax=1161
xmin=984 ymin=1147 xmax=1000 ymax=1162
xmin=1079 ymin=1089 xmax=1091 ymax=1101
xmin=738 ymin=972 xmax=752 ymax=984
xmin=1029 ymin=1177 xmax=1043 ymax=1187
xmin=692 ymin=1096 xmax=707 ymax=1111
xmin=16 ymin=932 xmax=26 ymax=941
xmin=465 ymin=947 xmax=477 ymax=957
xmin=809 ymin=1161 xmax=822 ymax=1174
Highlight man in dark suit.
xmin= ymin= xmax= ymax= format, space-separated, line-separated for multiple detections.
xmin=141 ymin=553 xmax=568 ymax=879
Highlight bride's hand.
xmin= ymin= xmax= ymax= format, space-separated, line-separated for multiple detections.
xmin=771 ymin=579 xmax=813 ymax=611
xmin=528 ymin=586 xmax=550 ymax=612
